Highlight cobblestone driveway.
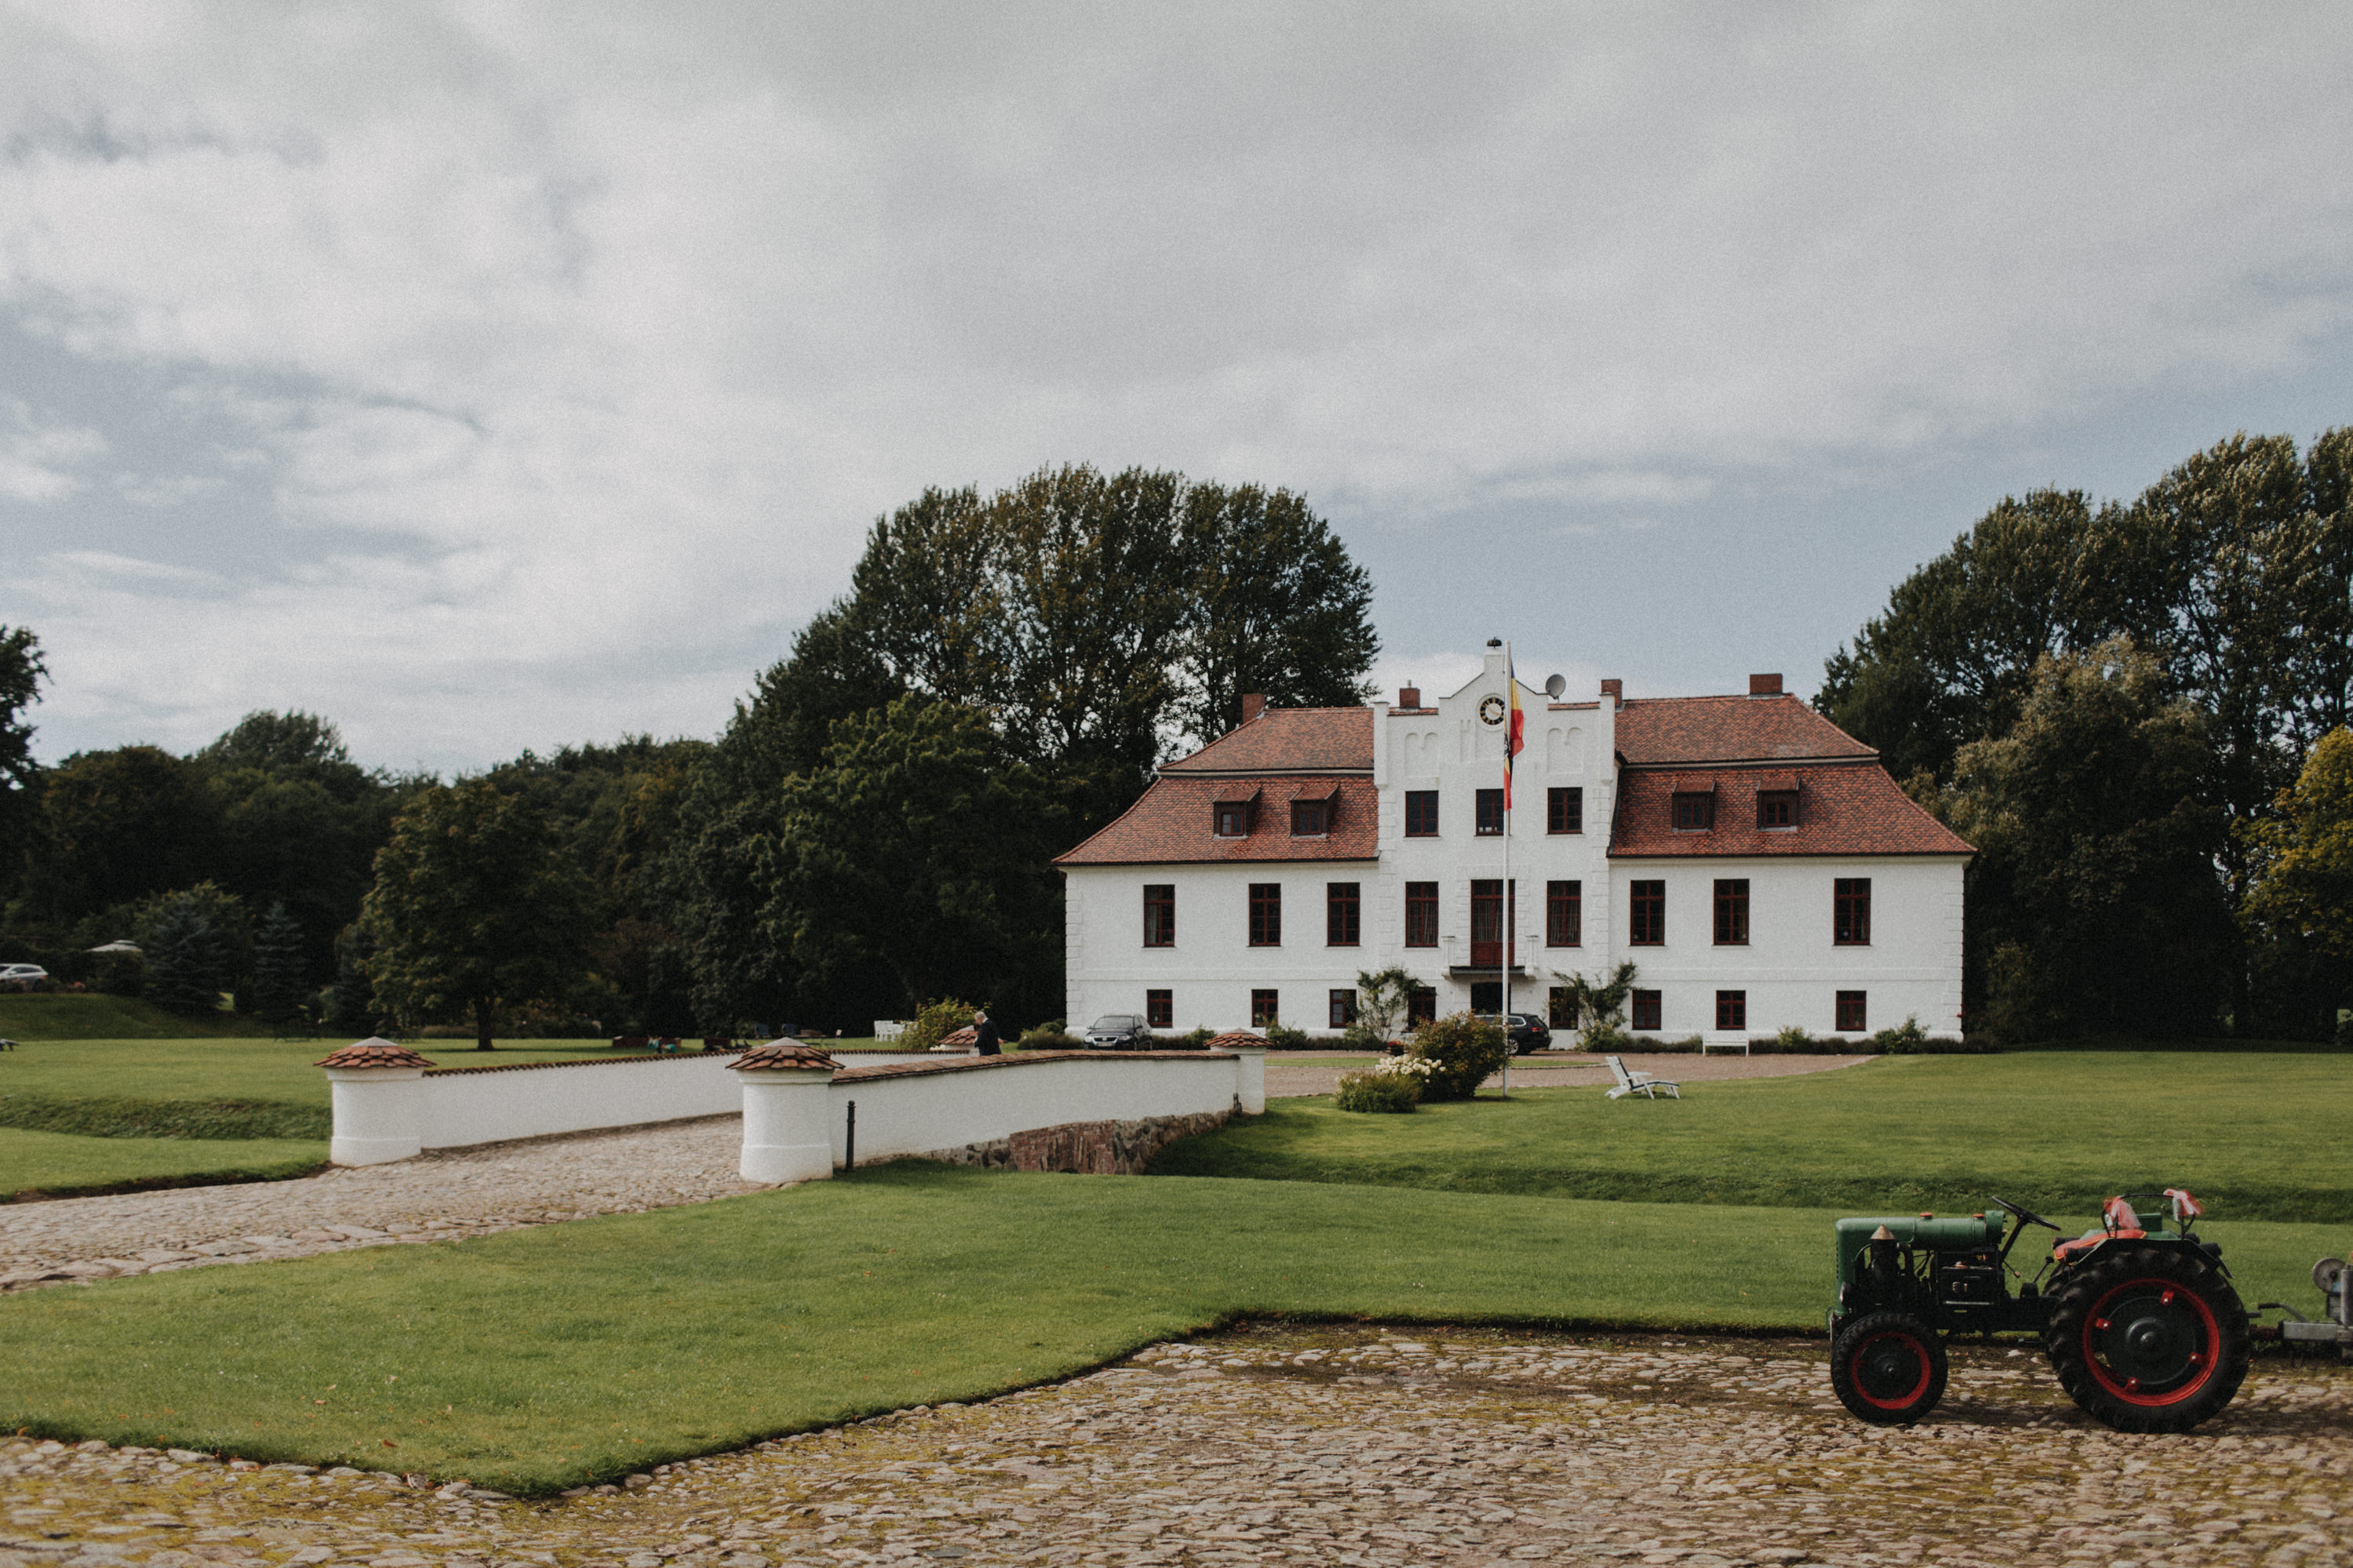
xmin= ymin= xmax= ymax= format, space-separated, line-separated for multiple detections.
xmin=5 ymin=1326 xmax=2346 ymax=1567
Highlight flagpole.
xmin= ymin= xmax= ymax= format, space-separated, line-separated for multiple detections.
xmin=1501 ymin=641 xmax=1512 ymax=1101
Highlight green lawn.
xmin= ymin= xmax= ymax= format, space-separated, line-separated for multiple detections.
xmin=0 ymin=1126 xmax=326 ymax=1199
xmin=1152 ymin=1053 xmax=2353 ymax=1224
xmin=2 ymin=1162 xmax=2339 ymax=1492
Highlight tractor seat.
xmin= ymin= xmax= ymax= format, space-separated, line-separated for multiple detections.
xmin=2053 ymin=1228 xmax=2144 ymax=1264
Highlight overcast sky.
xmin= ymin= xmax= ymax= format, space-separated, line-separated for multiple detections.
xmin=3 ymin=3 xmax=2350 ymax=774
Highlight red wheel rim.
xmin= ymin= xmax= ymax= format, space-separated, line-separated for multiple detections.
xmin=1848 ymin=1330 xmax=1932 ymax=1410
xmin=2082 ymin=1276 xmax=2221 ymax=1407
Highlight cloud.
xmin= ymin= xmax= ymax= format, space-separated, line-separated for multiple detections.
xmin=0 ymin=2 xmax=2349 ymax=766
xmin=0 ymin=398 xmax=104 ymax=500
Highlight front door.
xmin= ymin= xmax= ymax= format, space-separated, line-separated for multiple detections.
xmin=1470 ymin=879 xmax=1516 ymax=967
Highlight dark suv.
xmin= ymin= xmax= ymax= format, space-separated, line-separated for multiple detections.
xmin=1475 ymin=1011 xmax=1553 ymax=1054
xmin=1083 ymin=1013 xmax=1152 ymax=1050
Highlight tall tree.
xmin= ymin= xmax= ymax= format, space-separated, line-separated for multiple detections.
xmin=1171 ymin=480 xmax=1379 ymax=745
xmin=140 ymin=893 xmax=231 ymax=1017
xmin=1931 ymin=639 xmax=2232 ymax=1040
xmin=0 ymin=625 xmax=44 ymax=904
xmin=1818 ymin=489 xmax=2121 ymax=785
xmin=2242 ymin=727 xmax=2353 ymax=964
xmin=761 ymin=697 xmax=1065 ymax=1024
xmin=23 ymin=746 xmax=219 ymax=919
xmin=361 ymin=780 xmax=595 ymax=1050
xmin=249 ymin=900 xmax=311 ymax=1028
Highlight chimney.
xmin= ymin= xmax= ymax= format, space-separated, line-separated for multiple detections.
xmin=1397 ymin=684 xmax=1421 ymax=708
xmin=1600 ymin=678 xmax=1622 ymax=706
xmin=1240 ymin=693 xmax=1266 ymax=726
xmin=1748 ymin=673 xmax=1783 ymax=697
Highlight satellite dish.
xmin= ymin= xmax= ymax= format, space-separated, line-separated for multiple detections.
xmin=1543 ymin=672 xmax=1567 ymax=700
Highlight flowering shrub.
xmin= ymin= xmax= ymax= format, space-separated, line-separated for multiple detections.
xmin=1334 ymin=1068 xmax=1422 ymax=1113
xmin=1407 ymin=1012 xmax=1509 ymax=1101
xmin=1367 ymin=1054 xmax=1437 ymax=1079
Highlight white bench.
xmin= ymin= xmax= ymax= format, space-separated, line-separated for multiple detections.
xmin=1603 ymin=1054 xmax=1681 ymax=1101
xmin=1700 ymin=1033 xmax=1750 ymax=1056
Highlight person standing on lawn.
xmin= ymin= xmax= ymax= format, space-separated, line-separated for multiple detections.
xmin=973 ymin=1009 xmax=1003 ymax=1057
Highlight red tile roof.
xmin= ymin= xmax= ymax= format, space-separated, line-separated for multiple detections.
xmin=1615 ymin=694 xmax=1874 ymax=765
xmin=1162 ymin=707 xmax=1373 ymax=773
xmin=730 ymin=1042 xmax=843 ymax=1071
xmin=1203 ymin=1031 xmax=1270 ymax=1051
xmin=315 ymin=1038 xmax=436 ymax=1070
xmin=1055 ymin=775 xmax=1379 ymax=865
xmin=1609 ymin=762 xmax=1974 ymax=858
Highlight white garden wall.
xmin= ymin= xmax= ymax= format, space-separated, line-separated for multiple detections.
xmin=824 ymin=1051 xmax=1251 ymax=1166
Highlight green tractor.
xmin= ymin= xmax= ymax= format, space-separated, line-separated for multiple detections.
xmin=1827 ymin=1189 xmax=2249 ymax=1432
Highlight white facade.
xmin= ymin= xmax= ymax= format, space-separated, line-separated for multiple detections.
xmin=1062 ymin=647 xmax=1968 ymax=1041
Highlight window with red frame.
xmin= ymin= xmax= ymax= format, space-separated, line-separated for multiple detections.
xmin=1408 ymin=987 xmax=1437 ymax=1026
xmin=1630 ymin=880 xmax=1665 ymax=945
xmin=1757 ymin=790 xmax=1798 ymax=828
xmin=1327 ymin=882 xmax=1360 ymax=946
xmin=1549 ymin=984 xmax=1579 ymax=1029
xmin=1405 ymin=790 xmax=1438 ymax=836
xmin=1630 ymin=988 xmax=1662 ymax=1031
xmin=1146 ymin=989 xmax=1171 ymax=1029
xmin=1404 ymin=880 xmax=1439 ymax=947
xmin=1214 ymin=802 xmax=1248 ymax=837
xmin=1716 ymin=989 xmax=1746 ymax=1030
xmin=1142 ymin=883 xmax=1174 ymax=947
xmin=1328 ymin=988 xmax=1357 ymax=1028
xmin=1672 ymin=791 xmax=1715 ymax=831
xmin=1475 ymin=788 xmax=1503 ymax=835
xmin=1249 ymin=882 xmax=1282 ymax=946
xmin=1546 ymin=879 xmax=1581 ymax=946
xmin=1836 ymin=990 xmax=1867 ymax=1031
xmin=1834 ymin=878 xmax=1872 ymax=945
xmin=1291 ymin=799 xmax=1328 ymax=836
xmin=1251 ymin=988 xmax=1279 ymax=1028
xmin=1714 ymin=879 xmax=1749 ymax=945
xmin=1548 ymin=787 xmax=1583 ymax=834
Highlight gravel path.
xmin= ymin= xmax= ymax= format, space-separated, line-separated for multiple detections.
xmin=1264 ymin=1052 xmax=1870 ymax=1100
xmin=0 ymin=1119 xmax=756 ymax=1290
xmin=4 ymin=1324 xmax=2347 ymax=1566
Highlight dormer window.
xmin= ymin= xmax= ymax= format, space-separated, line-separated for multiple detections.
xmin=1757 ymin=790 xmax=1800 ymax=829
xmin=1215 ymin=803 xmax=1248 ymax=837
xmin=1291 ymin=800 xmax=1328 ymax=836
xmin=1671 ymin=791 xmax=1716 ymax=831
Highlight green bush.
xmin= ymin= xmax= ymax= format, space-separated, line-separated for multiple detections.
xmin=1576 ymin=1024 xmax=1634 ymax=1054
xmin=899 ymin=996 xmax=978 ymax=1052
xmin=1265 ymin=1022 xmax=1309 ymax=1051
xmin=1017 ymin=1029 xmax=1084 ymax=1051
xmin=1333 ymin=1069 xmax=1422 ymax=1113
xmin=1182 ymin=1025 xmax=1215 ymax=1047
xmin=1867 ymin=1016 xmax=1925 ymax=1052
xmin=1776 ymin=1024 xmax=1816 ymax=1050
xmin=1408 ymin=1012 xmax=1508 ymax=1101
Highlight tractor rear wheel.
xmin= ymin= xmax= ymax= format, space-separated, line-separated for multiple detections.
xmin=1830 ymin=1311 xmax=1948 ymax=1425
xmin=2045 ymin=1244 xmax=2249 ymax=1434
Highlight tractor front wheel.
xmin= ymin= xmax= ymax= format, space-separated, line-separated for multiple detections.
xmin=1830 ymin=1311 xmax=1948 ymax=1425
xmin=2045 ymin=1245 xmax=2249 ymax=1434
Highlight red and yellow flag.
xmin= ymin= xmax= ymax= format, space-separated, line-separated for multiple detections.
xmin=1505 ymin=648 xmax=1525 ymax=807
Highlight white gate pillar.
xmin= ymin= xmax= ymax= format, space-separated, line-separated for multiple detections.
xmin=315 ymin=1038 xmax=438 ymax=1166
xmin=1204 ymin=1031 xmax=1270 ymax=1115
xmin=731 ymin=1042 xmax=843 ymax=1184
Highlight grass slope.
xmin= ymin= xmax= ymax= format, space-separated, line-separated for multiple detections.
xmin=0 ymin=1037 xmax=705 ymax=1107
xmin=0 ymin=995 xmax=279 ymax=1040
xmin=0 ymin=1127 xmax=326 ymax=1199
xmin=1151 ymin=1053 xmax=2353 ymax=1223
xmin=1 ymin=1162 xmax=2340 ymax=1493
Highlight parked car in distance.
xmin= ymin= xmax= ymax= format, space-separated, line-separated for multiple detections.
xmin=1083 ymin=1013 xmax=1152 ymax=1050
xmin=0 ymin=964 xmax=49 ymax=991
xmin=1475 ymin=1011 xmax=1553 ymax=1054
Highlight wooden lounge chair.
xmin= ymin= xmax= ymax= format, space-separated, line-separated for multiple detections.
xmin=1604 ymin=1053 xmax=1681 ymax=1100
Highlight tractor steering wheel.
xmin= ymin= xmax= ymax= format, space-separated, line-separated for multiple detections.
xmin=1991 ymin=1195 xmax=2060 ymax=1233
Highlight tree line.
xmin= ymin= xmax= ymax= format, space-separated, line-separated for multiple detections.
xmin=1820 ymin=428 xmax=2353 ymax=1042
xmin=0 ymin=464 xmax=1379 ymax=1042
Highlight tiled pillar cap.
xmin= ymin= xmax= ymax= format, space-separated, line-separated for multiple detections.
xmin=315 ymin=1038 xmax=438 ymax=1069
xmin=730 ymin=1042 xmax=843 ymax=1072
xmin=1203 ymin=1031 xmax=1270 ymax=1051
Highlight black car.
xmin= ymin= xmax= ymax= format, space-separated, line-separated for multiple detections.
xmin=1475 ymin=1011 xmax=1553 ymax=1054
xmin=1083 ymin=1013 xmax=1152 ymax=1050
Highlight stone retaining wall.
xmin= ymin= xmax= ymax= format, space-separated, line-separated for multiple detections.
xmin=912 ymin=1110 xmax=1231 ymax=1174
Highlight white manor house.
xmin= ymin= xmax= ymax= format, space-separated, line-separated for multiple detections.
xmin=1054 ymin=642 xmax=1973 ymax=1044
